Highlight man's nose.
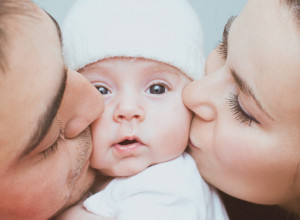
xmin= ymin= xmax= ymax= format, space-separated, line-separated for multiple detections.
xmin=58 ymin=68 xmax=104 ymax=139
xmin=113 ymin=93 xmax=145 ymax=123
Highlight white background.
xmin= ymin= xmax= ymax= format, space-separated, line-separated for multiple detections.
xmin=33 ymin=0 xmax=248 ymax=57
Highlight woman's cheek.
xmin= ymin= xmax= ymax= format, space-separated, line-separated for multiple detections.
xmin=215 ymin=128 xmax=264 ymax=180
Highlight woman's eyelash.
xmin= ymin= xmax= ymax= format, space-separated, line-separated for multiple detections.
xmin=226 ymin=93 xmax=259 ymax=126
xmin=217 ymin=16 xmax=236 ymax=60
xmin=42 ymin=127 xmax=65 ymax=159
xmin=217 ymin=41 xmax=228 ymax=60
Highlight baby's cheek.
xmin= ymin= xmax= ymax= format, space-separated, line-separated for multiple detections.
xmin=90 ymin=146 xmax=104 ymax=170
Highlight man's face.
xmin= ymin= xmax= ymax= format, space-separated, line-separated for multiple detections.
xmin=0 ymin=3 xmax=103 ymax=219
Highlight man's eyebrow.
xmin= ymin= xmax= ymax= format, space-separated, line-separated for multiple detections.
xmin=231 ymin=69 xmax=274 ymax=121
xmin=15 ymin=68 xmax=67 ymax=165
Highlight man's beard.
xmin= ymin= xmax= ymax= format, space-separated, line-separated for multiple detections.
xmin=49 ymin=128 xmax=96 ymax=219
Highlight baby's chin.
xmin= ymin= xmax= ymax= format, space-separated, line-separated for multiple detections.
xmin=102 ymin=163 xmax=151 ymax=177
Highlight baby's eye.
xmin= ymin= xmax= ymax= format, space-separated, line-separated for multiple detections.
xmin=147 ymin=84 xmax=168 ymax=94
xmin=95 ymin=86 xmax=111 ymax=95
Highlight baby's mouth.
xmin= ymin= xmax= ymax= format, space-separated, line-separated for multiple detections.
xmin=119 ymin=139 xmax=138 ymax=145
xmin=113 ymin=138 xmax=143 ymax=155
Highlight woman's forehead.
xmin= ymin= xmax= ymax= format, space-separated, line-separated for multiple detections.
xmin=226 ymin=0 xmax=300 ymax=121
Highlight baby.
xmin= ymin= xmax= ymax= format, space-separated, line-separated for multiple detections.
xmin=60 ymin=0 xmax=228 ymax=219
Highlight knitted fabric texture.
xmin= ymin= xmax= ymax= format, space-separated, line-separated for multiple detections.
xmin=63 ymin=0 xmax=205 ymax=80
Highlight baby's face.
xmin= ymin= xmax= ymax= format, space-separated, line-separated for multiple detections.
xmin=79 ymin=57 xmax=192 ymax=176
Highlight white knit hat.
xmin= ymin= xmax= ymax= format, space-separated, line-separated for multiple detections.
xmin=62 ymin=0 xmax=204 ymax=80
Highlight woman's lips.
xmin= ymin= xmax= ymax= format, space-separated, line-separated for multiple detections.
xmin=188 ymin=139 xmax=198 ymax=149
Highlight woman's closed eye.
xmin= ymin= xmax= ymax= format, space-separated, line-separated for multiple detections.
xmin=226 ymin=93 xmax=260 ymax=126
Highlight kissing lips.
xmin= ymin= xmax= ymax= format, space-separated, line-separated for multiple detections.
xmin=188 ymin=139 xmax=198 ymax=150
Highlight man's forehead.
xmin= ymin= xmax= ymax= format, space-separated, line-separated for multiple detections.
xmin=0 ymin=0 xmax=58 ymax=72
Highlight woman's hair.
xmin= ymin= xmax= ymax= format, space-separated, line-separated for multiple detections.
xmin=283 ymin=0 xmax=300 ymax=27
xmin=281 ymin=2 xmax=300 ymax=217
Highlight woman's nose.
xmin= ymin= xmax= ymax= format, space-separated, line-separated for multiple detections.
xmin=183 ymin=70 xmax=225 ymax=122
xmin=113 ymin=94 xmax=145 ymax=123
xmin=58 ymin=68 xmax=104 ymax=139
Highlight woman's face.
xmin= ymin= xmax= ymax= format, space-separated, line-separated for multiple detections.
xmin=183 ymin=0 xmax=300 ymax=207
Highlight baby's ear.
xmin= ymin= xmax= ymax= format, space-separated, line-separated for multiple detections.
xmin=205 ymin=45 xmax=226 ymax=75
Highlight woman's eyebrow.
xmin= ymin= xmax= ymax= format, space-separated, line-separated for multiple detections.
xmin=222 ymin=16 xmax=274 ymax=121
xmin=219 ymin=16 xmax=236 ymax=59
xmin=231 ymin=69 xmax=274 ymax=121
